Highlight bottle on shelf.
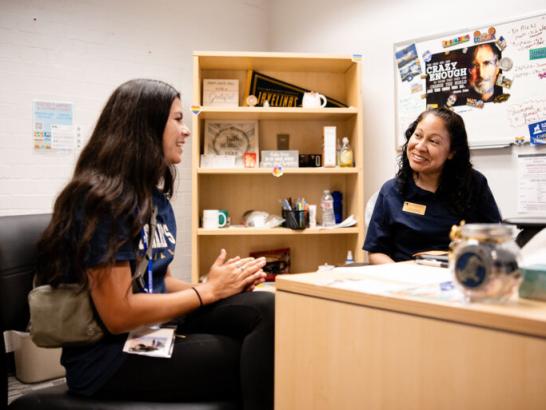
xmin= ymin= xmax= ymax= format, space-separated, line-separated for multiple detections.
xmin=332 ymin=191 xmax=343 ymax=224
xmin=320 ymin=190 xmax=336 ymax=227
xmin=339 ymin=137 xmax=354 ymax=167
xmin=336 ymin=137 xmax=342 ymax=166
xmin=345 ymin=250 xmax=354 ymax=265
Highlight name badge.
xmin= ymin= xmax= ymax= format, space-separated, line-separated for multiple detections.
xmin=403 ymin=201 xmax=426 ymax=215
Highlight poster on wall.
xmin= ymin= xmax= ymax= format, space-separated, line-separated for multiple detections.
xmin=32 ymin=100 xmax=74 ymax=152
xmin=394 ymin=11 xmax=546 ymax=148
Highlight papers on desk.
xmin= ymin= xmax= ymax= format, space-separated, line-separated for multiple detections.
xmin=318 ymin=277 xmax=416 ymax=294
xmin=333 ymin=263 xmax=451 ymax=285
xmin=320 ymin=263 xmax=463 ymax=302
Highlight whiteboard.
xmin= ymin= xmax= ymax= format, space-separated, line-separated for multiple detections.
xmin=394 ymin=11 xmax=546 ymax=148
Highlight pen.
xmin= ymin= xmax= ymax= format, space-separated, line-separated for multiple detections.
xmin=415 ymin=259 xmax=449 ymax=268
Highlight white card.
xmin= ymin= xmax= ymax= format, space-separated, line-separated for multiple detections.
xmin=123 ymin=327 xmax=175 ymax=358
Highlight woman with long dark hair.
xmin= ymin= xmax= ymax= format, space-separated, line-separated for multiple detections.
xmin=36 ymin=79 xmax=274 ymax=409
xmin=364 ymin=107 xmax=501 ymax=264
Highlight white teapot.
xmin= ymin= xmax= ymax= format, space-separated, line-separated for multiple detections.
xmin=302 ymin=91 xmax=327 ymax=108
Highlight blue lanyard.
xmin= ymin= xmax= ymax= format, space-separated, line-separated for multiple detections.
xmin=140 ymin=228 xmax=154 ymax=293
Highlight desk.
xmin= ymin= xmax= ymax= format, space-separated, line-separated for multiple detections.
xmin=275 ymin=263 xmax=546 ymax=410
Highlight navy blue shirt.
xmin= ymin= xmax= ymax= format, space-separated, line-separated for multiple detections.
xmin=363 ymin=170 xmax=501 ymax=262
xmin=61 ymin=190 xmax=177 ymax=396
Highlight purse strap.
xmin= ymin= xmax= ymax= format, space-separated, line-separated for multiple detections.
xmin=134 ymin=206 xmax=158 ymax=283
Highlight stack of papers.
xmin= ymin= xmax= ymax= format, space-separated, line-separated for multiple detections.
xmin=319 ymin=214 xmax=357 ymax=229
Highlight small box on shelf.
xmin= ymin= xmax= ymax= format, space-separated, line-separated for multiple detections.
xmin=299 ymin=154 xmax=322 ymax=167
xmin=200 ymin=154 xmax=237 ymax=168
xmin=323 ymin=126 xmax=337 ymax=167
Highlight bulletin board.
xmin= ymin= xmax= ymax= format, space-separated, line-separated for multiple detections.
xmin=394 ymin=11 xmax=546 ymax=148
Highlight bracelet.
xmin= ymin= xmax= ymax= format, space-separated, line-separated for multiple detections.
xmin=191 ymin=287 xmax=203 ymax=307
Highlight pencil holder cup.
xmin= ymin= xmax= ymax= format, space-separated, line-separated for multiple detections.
xmin=282 ymin=210 xmax=308 ymax=230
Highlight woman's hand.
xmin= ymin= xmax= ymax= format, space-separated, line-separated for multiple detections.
xmin=198 ymin=249 xmax=266 ymax=303
xmin=368 ymin=252 xmax=395 ymax=265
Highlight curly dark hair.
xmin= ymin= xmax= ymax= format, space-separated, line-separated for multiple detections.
xmin=396 ymin=107 xmax=474 ymax=214
xmin=36 ymin=79 xmax=180 ymax=287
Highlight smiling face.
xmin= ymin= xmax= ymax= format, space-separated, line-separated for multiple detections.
xmin=469 ymin=44 xmax=500 ymax=101
xmin=406 ymin=113 xmax=454 ymax=181
xmin=162 ymin=98 xmax=190 ymax=165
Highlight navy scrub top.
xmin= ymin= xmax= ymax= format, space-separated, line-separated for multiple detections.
xmin=363 ymin=170 xmax=501 ymax=262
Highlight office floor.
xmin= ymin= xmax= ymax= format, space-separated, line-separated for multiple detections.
xmin=7 ymin=375 xmax=65 ymax=404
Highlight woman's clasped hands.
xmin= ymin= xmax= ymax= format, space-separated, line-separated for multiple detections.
xmin=201 ymin=249 xmax=267 ymax=302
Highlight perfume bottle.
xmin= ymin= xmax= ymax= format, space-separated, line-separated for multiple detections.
xmin=339 ymin=137 xmax=354 ymax=167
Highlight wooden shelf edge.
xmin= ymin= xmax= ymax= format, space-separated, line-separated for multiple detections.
xmin=197 ymin=227 xmax=360 ymax=236
xmin=197 ymin=167 xmax=359 ymax=175
xmin=195 ymin=107 xmax=358 ymax=120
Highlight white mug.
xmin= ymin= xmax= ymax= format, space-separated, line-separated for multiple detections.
xmin=202 ymin=209 xmax=227 ymax=229
xmin=302 ymin=91 xmax=327 ymax=108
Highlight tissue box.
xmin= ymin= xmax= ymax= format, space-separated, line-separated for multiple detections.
xmin=519 ymin=265 xmax=546 ymax=301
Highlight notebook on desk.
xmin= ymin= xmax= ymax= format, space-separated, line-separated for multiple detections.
xmin=413 ymin=250 xmax=449 ymax=263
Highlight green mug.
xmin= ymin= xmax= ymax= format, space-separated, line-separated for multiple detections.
xmin=219 ymin=209 xmax=230 ymax=228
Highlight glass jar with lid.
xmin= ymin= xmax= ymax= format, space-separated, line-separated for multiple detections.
xmin=450 ymin=223 xmax=522 ymax=302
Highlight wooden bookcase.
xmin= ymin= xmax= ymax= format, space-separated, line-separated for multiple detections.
xmin=191 ymin=51 xmax=364 ymax=283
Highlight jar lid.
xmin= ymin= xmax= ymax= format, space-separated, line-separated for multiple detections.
xmin=461 ymin=223 xmax=513 ymax=240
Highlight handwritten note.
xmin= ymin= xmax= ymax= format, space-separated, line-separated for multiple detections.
xmin=510 ymin=17 xmax=546 ymax=51
xmin=512 ymin=61 xmax=546 ymax=80
xmin=507 ymin=99 xmax=546 ymax=127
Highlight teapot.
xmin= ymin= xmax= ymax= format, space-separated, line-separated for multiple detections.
xmin=302 ymin=91 xmax=327 ymax=108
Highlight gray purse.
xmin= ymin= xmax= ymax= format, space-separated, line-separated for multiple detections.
xmin=29 ymin=208 xmax=157 ymax=348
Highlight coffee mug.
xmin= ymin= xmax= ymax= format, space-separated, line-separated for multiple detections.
xmin=302 ymin=91 xmax=327 ymax=108
xmin=219 ymin=209 xmax=230 ymax=227
xmin=202 ymin=209 xmax=227 ymax=229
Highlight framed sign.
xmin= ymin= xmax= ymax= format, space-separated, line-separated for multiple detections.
xmin=204 ymin=120 xmax=259 ymax=167
xmin=202 ymin=79 xmax=239 ymax=107
xmin=394 ymin=11 xmax=546 ymax=148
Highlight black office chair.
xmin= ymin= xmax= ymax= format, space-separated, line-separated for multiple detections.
xmin=0 ymin=214 xmax=238 ymax=410
xmin=503 ymin=217 xmax=546 ymax=248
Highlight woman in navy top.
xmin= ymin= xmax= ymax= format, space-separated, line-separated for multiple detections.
xmin=364 ymin=107 xmax=501 ymax=264
xmin=36 ymin=79 xmax=274 ymax=409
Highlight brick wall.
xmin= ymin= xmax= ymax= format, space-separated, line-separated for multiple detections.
xmin=0 ymin=0 xmax=268 ymax=280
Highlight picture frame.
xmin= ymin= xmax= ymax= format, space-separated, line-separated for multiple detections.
xmin=202 ymin=79 xmax=239 ymax=107
xmin=204 ymin=120 xmax=259 ymax=168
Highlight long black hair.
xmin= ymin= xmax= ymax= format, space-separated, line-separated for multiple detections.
xmin=36 ymin=79 xmax=180 ymax=287
xmin=396 ymin=107 xmax=474 ymax=214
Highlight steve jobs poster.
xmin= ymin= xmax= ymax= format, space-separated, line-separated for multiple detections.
xmin=425 ymin=42 xmax=503 ymax=109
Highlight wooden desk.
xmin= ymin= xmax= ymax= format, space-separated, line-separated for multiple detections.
xmin=275 ymin=263 xmax=546 ymax=410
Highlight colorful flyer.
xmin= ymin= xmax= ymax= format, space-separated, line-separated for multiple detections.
xmin=32 ymin=100 xmax=74 ymax=151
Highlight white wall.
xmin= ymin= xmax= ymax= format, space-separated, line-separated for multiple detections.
xmin=2 ymin=0 xmax=544 ymax=279
xmin=268 ymin=0 xmax=546 ymax=218
xmin=0 ymin=0 xmax=269 ymax=280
